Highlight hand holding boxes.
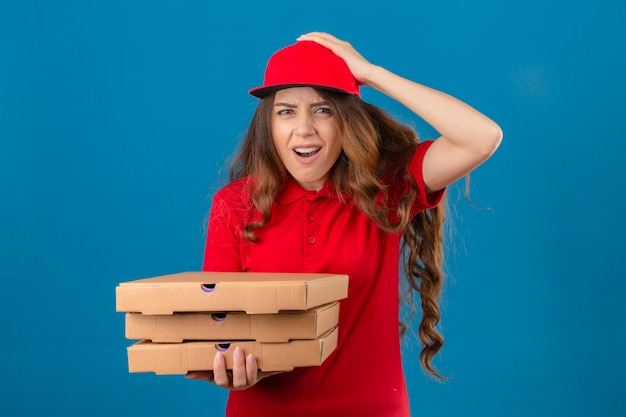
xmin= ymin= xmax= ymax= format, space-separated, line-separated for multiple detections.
xmin=115 ymin=272 xmax=349 ymax=375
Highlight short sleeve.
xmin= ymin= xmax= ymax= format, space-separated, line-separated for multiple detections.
xmin=408 ymin=140 xmax=446 ymax=210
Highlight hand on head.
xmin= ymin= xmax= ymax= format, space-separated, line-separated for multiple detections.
xmin=297 ymin=32 xmax=375 ymax=86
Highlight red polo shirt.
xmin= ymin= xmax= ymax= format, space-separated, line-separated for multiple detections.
xmin=203 ymin=140 xmax=444 ymax=417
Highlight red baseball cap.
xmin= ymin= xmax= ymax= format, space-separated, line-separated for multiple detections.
xmin=249 ymin=40 xmax=360 ymax=98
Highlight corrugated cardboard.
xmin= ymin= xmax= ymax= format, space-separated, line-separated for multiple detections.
xmin=125 ymin=301 xmax=339 ymax=343
xmin=116 ymin=272 xmax=349 ymax=314
xmin=127 ymin=326 xmax=338 ymax=374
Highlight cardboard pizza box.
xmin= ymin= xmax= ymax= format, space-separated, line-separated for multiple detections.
xmin=126 ymin=326 xmax=339 ymax=374
xmin=116 ymin=272 xmax=349 ymax=315
xmin=125 ymin=301 xmax=340 ymax=343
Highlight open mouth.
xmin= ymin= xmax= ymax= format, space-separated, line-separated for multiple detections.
xmin=294 ymin=147 xmax=321 ymax=158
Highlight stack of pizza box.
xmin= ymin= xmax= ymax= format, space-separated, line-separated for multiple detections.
xmin=115 ymin=271 xmax=349 ymax=375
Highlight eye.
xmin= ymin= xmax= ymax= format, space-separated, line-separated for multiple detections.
xmin=315 ymin=107 xmax=332 ymax=115
xmin=277 ymin=108 xmax=295 ymax=116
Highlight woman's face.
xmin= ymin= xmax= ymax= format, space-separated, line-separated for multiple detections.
xmin=271 ymin=87 xmax=342 ymax=191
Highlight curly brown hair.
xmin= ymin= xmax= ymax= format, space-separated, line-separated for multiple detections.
xmin=229 ymin=88 xmax=447 ymax=379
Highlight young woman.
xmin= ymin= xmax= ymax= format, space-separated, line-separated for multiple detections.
xmin=187 ymin=32 xmax=502 ymax=416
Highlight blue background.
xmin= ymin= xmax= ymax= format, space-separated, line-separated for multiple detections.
xmin=1 ymin=1 xmax=624 ymax=415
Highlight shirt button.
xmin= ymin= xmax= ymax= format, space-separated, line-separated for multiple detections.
xmin=307 ymin=215 xmax=314 ymax=222
xmin=308 ymin=236 xmax=316 ymax=244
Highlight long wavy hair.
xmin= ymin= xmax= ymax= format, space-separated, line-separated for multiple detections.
xmin=229 ymin=88 xmax=447 ymax=379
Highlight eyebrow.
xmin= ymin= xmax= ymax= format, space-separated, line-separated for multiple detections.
xmin=274 ymin=101 xmax=330 ymax=108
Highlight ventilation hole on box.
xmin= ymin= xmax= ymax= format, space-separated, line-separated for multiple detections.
xmin=211 ymin=312 xmax=227 ymax=322
xmin=201 ymin=283 xmax=216 ymax=293
xmin=215 ymin=343 xmax=231 ymax=352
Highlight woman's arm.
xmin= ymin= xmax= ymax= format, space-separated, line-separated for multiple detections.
xmin=297 ymin=32 xmax=502 ymax=193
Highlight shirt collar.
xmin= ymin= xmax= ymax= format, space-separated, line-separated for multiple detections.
xmin=275 ymin=175 xmax=341 ymax=205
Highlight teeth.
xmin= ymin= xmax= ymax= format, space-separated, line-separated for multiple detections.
xmin=294 ymin=147 xmax=320 ymax=153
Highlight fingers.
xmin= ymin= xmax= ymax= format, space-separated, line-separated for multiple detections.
xmin=210 ymin=347 xmax=261 ymax=390
xmin=297 ymin=32 xmax=355 ymax=60
xmin=187 ymin=346 xmax=280 ymax=390
xmin=246 ymin=353 xmax=259 ymax=386
xmin=212 ymin=351 xmax=230 ymax=387
xmin=231 ymin=346 xmax=248 ymax=389
xmin=298 ymin=32 xmax=347 ymax=52
xmin=297 ymin=32 xmax=372 ymax=85
xmin=298 ymin=32 xmax=343 ymax=45
xmin=297 ymin=32 xmax=355 ymax=55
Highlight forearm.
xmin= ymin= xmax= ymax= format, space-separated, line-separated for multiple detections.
xmin=363 ymin=65 xmax=502 ymax=153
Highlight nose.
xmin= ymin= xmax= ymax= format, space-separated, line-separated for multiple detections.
xmin=294 ymin=112 xmax=315 ymax=137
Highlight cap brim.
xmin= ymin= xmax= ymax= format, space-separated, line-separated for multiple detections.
xmin=249 ymin=84 xmax=356 ymax=99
